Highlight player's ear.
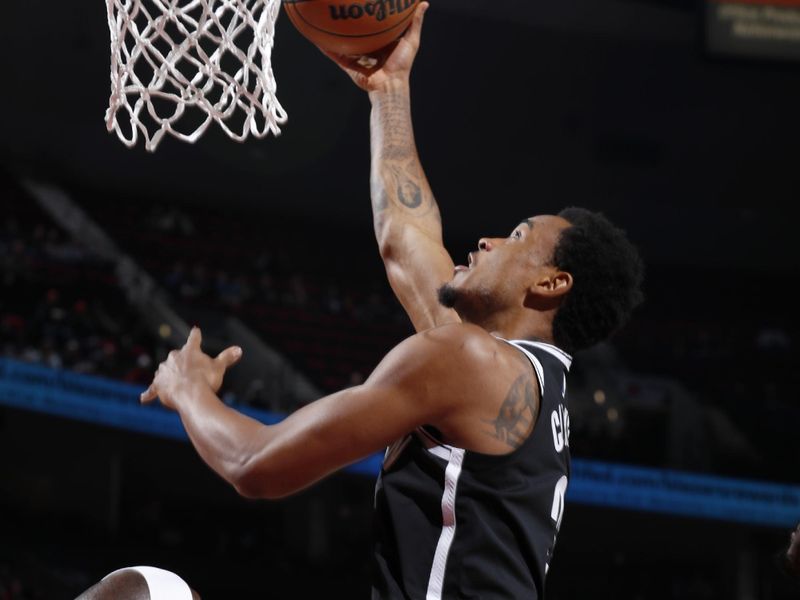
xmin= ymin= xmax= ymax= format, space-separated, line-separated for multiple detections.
xmin=524 ymin=270 xmax=573 ymax=310
xmin=549 ymin=271 xmax=573 ymax=296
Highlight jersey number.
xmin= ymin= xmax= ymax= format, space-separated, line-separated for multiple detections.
xmin=545 ymin=475 xmax=568 ymax=574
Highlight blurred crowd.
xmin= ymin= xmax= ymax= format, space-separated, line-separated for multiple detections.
xmin=83 ymin=199 xmax=411 ymax=392
xmin=0 ymin=189 xmax=166 ymax=385
xmin=142 ymin=204 xmax=403 ymax=325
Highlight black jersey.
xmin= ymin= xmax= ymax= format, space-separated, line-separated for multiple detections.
xmin=371 ymin=339 xmax=572 ymax=600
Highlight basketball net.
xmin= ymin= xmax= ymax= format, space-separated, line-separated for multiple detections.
xmin=105 ymin=0 xmax=287 ymax=151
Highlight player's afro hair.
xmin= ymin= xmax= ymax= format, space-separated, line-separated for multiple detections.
xmin=551 ymin=207 xmax=644 ymax=354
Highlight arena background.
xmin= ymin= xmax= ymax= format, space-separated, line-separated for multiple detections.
xmin=1 ymin=0 xmax=800 ymax=598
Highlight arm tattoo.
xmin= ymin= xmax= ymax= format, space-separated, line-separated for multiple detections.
xmin=397 ymin=175 xmax=422 ymax=209
xmin=375 ymin=92 xmax=415 ymax=161
xmin=371 ymin=91 xmax=433 ymax=216
xmin=373 ymin=158 xmax=431 ymax=216
xmin=482 ymin=374 xmax=539 ymax=450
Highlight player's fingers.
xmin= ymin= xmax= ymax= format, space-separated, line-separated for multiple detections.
xmin=215 ymin=346 xmax=243 ymax=368
xmin=140 ymin=384 xmax=158 ymax=404
xmin=404 ymin=2 xmax=429 ymax=48
xmin=185 ymin=326 xmax=202 ymax=350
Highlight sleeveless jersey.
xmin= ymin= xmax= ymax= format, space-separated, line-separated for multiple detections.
xmin=371 ymin=339 xmax=572 ymax=600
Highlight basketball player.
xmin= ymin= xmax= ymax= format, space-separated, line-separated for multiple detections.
xmin=141 ymin=5 xmax=644 ymax=597
xmin=75 ymin=566 xmax=200 ymax=600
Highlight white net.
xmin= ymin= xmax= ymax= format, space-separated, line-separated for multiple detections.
xmin=105 ymin=0 xmax=287 ymax=152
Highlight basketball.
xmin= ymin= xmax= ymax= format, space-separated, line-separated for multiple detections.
xmin=284 ymin=0 xmax=420 ymax=56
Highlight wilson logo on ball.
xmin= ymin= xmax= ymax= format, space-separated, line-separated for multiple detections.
xmin=284 ymin=0 xmax=419 ymax=55
xmin=329 ymin=0 xmax=417 ymax=22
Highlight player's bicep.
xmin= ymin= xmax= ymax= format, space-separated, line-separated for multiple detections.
xmin=237 ymin=336 xmax=444 ymax=498
xmin=261 ymin=386 xmax=419 ymax=494
xmin=383 ymin=232 xmax=460 ymax=332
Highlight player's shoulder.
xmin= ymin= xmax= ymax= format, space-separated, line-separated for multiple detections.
xmin=411 ymin=324 xmax=538 ymax=415
xmin=419 ymin=322 xmax=495 ymax=348
xmin=415 ymin=322 xmax=523 ymax=370
xmin=384 ymin=323 xmax=525 ymax=383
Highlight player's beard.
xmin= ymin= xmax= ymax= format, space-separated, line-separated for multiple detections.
xmin=437 ymin=283 xmax=459 ymax=308
xmin=437 ymin=282 xmax=495 ymax=321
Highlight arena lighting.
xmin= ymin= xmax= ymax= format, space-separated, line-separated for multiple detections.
xmin=593 ymin=390 xmax=607 ymax=405
xmin=1 ymin=357 xmax=799 ymax=528
xmin=706 ymin=0 xmax=800 ymax=61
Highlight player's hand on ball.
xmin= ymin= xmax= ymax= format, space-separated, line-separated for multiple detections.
xmin=322 ymin=2 xmax=428 ymax=92
xmin=140 ymin=327 xmax=242 ymax=410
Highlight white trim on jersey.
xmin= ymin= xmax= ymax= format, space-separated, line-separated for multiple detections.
xmin=510 ymin=340 xmax=573 ymax=371
xmin=425 ymin=447 xmax=466 ymax=600
xmin=509 ymin=343 xmax=546 ymax=395
xmin=496 ymin=338 xmax=547 ymax=395
xmin=428 ymin=444 xmax=452 ymax=461
xmin=416 ymin=426 xmax=454 ymax=461
xmin=102 ymin=566 xmax=193 ymax=600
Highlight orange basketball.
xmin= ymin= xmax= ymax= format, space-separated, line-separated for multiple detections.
xmin=284 ymin=0 xmax=420 ymax=56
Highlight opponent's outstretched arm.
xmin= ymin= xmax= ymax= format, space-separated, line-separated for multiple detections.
xmin=323 ymin=4 xmax=459 ymax=332
xmin=140 ymin=326 xmax=499 ymax=499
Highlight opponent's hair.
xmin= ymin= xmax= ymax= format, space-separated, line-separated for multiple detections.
xmin=551 ymin=207 xmax=644 ymax=354
xmin=75 ymin=570 xmax=201 ymax=600
xmin=75 ymin=570 xmax=149 ymax=600
xmin=776 ymin=522 xmax=800 ymax=583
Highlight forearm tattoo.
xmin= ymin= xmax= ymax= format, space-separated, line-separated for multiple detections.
xmin=482 ymin=374 xmax=539 ymax=450
xmin=396 ymin=171 xmax=423 ymax=208
xmin=371 ymin=91 xmax=438 ymax=221
xmin=376 ymin=92 xmax=415 ymax=161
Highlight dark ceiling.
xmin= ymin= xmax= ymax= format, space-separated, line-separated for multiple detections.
xmin=1 ymin=0 xmax=799 ymax=270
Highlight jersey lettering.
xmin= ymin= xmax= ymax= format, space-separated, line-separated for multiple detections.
xmin=551 ymin=404 xmax=570 ymax=453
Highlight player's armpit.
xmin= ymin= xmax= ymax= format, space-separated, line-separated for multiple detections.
xmin=233 ymin=324 xmax=492 ymax=499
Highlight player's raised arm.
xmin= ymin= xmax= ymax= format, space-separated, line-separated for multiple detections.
xmin=322 ymin=3 xmax=459 ymax=332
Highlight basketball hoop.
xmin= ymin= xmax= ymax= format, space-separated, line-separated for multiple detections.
xmin=105 ymin=0 xmax=287 ymax=151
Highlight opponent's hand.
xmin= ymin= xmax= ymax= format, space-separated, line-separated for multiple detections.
xmin=321 ymin=2 xmax=429 ymax=93
xmin=140 ymin=327 xmax=242 ymax=410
